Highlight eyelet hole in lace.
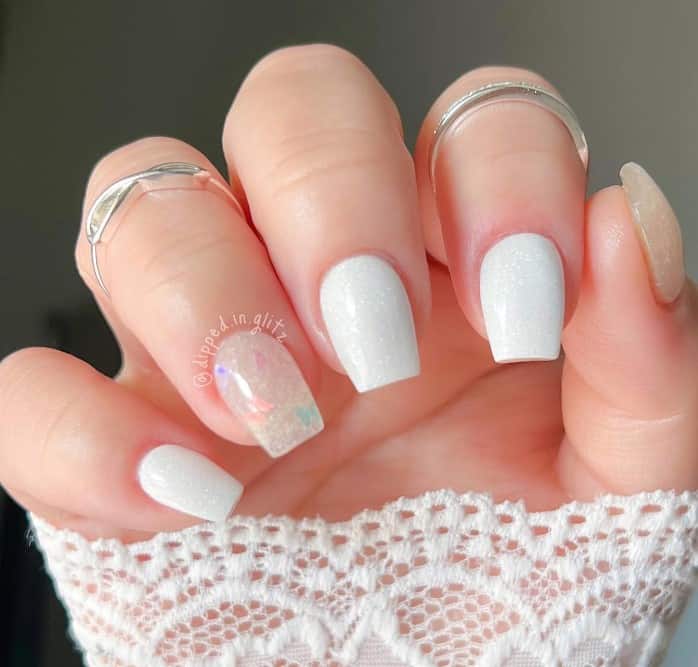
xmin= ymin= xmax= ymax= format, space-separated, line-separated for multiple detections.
xmin=29 ymin=489 xmax=698 ymax=666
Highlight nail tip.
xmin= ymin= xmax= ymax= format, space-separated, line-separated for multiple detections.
xmin=261 ymin=417 xmax=325 ymax=458
xmin=353 ymin=364 xmax=421 ymax=393
xmin=490 ymin=339 xmax=561 ymax=364
xmin=492 ymin=347 xmax=561 ymax=364
xmin=206 ymin=491 xmax=243 ymax=523
xmin=481 ymin=233 xmax=564 ymax=369
xmin=201 ymin=509 xmax=230 ymax=523
xmin=619 ymin=160 xmax=640 ymax=178
xmin=215 ymin=330 xmax=323 ymax=459
xmin=138 ymin=444 xmax=245 ymax=523
xmin=320 ymin=254 xmax=420 ymax=397
xmin=618 ymin=161 xmax=686 ymax=305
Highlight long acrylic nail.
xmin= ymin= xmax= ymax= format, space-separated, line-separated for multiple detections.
xmin=138 ymin=445 xmax=243 ymax=522
xmin=480 ymin=233 xmax=564 ymax=363
xmin=320 ymin=254 xmax=420 ymax=393
xmin=620 ymin=162 xmax=685 ymax=304
xmin=214 ymin=331 xmax=323 ymax=457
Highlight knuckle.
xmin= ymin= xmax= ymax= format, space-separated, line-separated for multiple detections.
xmin=248 ymin=43 xmax=362 ymax=82
xmin=439 ymin=66 xmax=561 ymax=112
xmin=0 ymin=347 xmax=54 ymax=432
xmin=135 ymin=225 xmax=239 ymax=302
xmin=264 ymin=126 xmax=411 ymax=202
xmin=80 ymin=136 xmax=208 ymax=294
xmin=35 ymin=387 xmax=84 ymax=477
xmin=0 ymin=348 xmax=91 ymax=481
xmin=87 ymin=137 xmax=166 ymax=187
xmin=227 ymin=45 xmax=404 ymax=177
xmin=84 ymin=137 xmax=195 ymax=211
xmin=0 ymin=347 xmax=50 ymax=389
xmin=461 ymin=65 xmax=551 ymax=89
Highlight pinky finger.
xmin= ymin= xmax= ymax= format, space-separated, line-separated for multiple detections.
xmin=0 ymin=348 xmax=245 ymax=538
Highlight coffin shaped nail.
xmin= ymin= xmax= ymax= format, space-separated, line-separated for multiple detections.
xmin=214 ymin=331 xmax=323 ymax=457
xmin=480 ymin=233 xmax=564 ymax=363
xmin=320 ymin=254 xmax=420 ymax=393
xmin=138 ymin=445 xmax=243 ymax=522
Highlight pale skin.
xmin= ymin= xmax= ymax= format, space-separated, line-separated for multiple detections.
xmin=0 ymin=47 xmax=696 ymax=543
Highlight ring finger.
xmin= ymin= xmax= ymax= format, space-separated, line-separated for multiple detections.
xmin=415 ymin=67 xmax=587 ymax=363
xmin=223 ymin=44 xmax=430 ymax=393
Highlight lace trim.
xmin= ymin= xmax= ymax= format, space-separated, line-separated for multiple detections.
xmin=30 ymin=489 xmax=698 ymax=666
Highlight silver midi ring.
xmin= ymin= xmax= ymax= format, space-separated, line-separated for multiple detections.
xmin=85 ymin=162 xmax=244 ymax=296
xmin=429 ymin=81 xmax=588 ymax=187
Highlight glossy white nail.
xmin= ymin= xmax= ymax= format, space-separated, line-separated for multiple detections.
xmin=320 ymin=255 xmax=420 ymax=392
xmin=138 ymin=445 xmax=243 ymax=522
xmin=480 ymin=233 xmax=564 ymax=363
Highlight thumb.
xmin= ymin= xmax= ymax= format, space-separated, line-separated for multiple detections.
xmin=559 ymin=163 xmax=698 ymax=498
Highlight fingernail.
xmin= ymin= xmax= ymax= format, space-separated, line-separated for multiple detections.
xmin=320 ymin=255 xmax=420 ymax=392
xmin=138 ymin=445 xmax=243 ymax=522
xmin=214 ymin=331 xmax=323 ymax=457
xmin=620 ymin=162 xmax=685 ymax=304
xmin=480 ymin=233 xmax=564 ymax=363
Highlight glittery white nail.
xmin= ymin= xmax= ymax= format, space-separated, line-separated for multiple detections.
xmin=138 ymin=445 xmax=243 ymax=522
xmin=214 ymin=331 xmax=323 ymax=457
xmin=320 ymin=255 xmax=420 ymax=392
xmin=480 ymin=233 xmax=564 ymax=363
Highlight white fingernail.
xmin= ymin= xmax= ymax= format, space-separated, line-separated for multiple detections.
xmin=480 ymin=233 xmax=564 ymax=363
xmin=320 ymin=255 xmax=420 ymax=392
xmin=138 ymin=445 xmax=243 ymax=522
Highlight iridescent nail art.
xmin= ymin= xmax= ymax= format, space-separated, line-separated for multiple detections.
xmin=214 ymin=331 xmax=323 ymax=457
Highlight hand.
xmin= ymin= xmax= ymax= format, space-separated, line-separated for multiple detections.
xmin=1 ymin=47 xmax=696 ymax=542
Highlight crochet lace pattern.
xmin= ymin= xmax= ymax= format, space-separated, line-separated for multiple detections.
xmin=30 ymin=489 xmax=698 ymax=667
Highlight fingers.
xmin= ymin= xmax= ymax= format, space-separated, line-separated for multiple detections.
xmin=414 ymin=67 xmax=586 ymax=363
xmin=0 ymin=347 xmax=247 ymax=537
xmin=76 ymin=137 xmax=324 ymax=457
xmin=560 ymin=166 xmax=698 ymax=496
xmin=223 ymin=45 xmax=430 ymax=393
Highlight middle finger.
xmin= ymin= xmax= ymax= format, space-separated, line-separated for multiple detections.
xmin=224 ymin=44 xmax=431 ymax=394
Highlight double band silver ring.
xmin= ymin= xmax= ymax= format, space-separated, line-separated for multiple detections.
xmin=85 ymin=162 xmax=243 ymax=296
xmin=86 ymin=83 xmax=585 ymax=296
xmin=429 ymin=81 xmax=588 ymax=187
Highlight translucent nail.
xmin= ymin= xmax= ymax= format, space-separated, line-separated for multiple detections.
xmin=620 ymin=162 xmax=685 ymax=304
xmin=214 ymin=331 xmax=323 ymax=457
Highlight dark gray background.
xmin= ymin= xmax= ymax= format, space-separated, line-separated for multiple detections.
xmin=0 ymin=1 xmax=695 ymax=664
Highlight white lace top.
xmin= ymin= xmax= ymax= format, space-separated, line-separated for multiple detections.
xmin=30 ymin=489 xmax=698 ymax=667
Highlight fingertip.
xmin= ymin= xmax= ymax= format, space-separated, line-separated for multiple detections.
xmin=414 ymin=69 xmax=586 ymax=366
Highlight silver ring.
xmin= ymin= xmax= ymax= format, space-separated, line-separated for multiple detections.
xmin=429 ymin=81 xmax=588 ymax=187
xmin=85 ymin=162 xmax=244 ymax=296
